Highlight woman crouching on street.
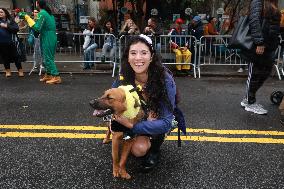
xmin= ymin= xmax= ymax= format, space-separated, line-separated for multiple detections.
xmin=112 ymin=34 xmax=176 ymax=173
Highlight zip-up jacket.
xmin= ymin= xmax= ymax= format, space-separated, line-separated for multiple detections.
xmin=249 ymin=0 xmax=280 ymax=51
xmin=112 ymin=72 xmax=176 ymax=135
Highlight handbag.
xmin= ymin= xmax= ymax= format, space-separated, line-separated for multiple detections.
xmin=12 ymin=34 xmax=27 ymax=62
xmin=228 ymin=16 xmax=254 ymax=51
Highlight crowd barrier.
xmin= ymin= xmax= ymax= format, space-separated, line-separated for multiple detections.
xmin=275 ymin=36 xmax=284 ymax=80
xmin=17 ymin=32 xmax=283 ymax=80
xmin=197 ymin=35 xmax=248 ymax=78
xmin=198 ymin=35 xmax=284 ymax=80
xmin=18 ymin=33 xmax=118 ymax=77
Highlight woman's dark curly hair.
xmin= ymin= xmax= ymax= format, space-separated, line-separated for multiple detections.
xmin=103 ymin=20 xmax=115 ymax=33
xmin=120 ymin=36 xmax=173 ymax=115
xmin=0 ymin=8 xmax=12 ymax=22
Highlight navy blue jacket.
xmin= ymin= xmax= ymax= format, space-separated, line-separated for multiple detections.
xmin=0 ymin=18 xmax=19 ymax=44
xmin=188 ymin=21 xmax=204 ymax=40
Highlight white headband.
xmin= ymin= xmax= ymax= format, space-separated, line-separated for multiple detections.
xmin=139 ymin=34 xmax=153 ymax=46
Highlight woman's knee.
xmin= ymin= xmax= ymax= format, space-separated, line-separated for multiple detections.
xmin=131 ymin=143 xmax=148 ymax=157
xmin=131 ymin=137 xmax=151 ymax=157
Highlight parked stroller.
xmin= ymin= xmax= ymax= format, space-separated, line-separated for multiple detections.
xmin=271 ymin=91 xmax=283 ymax=105
xmin=270 ymin=34 xmax=284 ymax=105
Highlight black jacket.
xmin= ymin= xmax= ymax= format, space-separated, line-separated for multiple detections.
xmin=0 ymin=18 xmax=19 ymax=44
xmin=249 ymin=0 xmax=280 ymax=51
xmin=188 ymin=21 xmax=204 ymax=40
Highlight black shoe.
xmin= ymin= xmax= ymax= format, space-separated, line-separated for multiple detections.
xmin=101 ymin=56 xmax=106 ymax=63
xmin=182 ymin=69 xmax=191 ymax=75
xmin=141 ymin=134 xmax=165 ymax=173
xmin=141 ymin=151 xmax=160 ymax=173
xmin=83 ymin=66 xmax=91 ymax=70
xmin=174 ymin=70 xmax=186 ymax=77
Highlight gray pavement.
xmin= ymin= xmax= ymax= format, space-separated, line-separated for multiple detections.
xmin=0 ymin=74 xmax=283 ymax=188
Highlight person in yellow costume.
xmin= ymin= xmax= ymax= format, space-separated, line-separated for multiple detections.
xmin=19 ymin=0 xmax=61 ymax=84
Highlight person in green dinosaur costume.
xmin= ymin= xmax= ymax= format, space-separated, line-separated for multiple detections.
xmin=19 ymin=0 xmax=61 ymax=84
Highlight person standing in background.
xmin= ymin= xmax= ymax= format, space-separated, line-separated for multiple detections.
xmin=240 ymin=0 xmax=280 ymax=114
xmin=0 ymin=8 xmax=24 ymax=77
xmin=20 ymin=0 xmax=61 ymax=84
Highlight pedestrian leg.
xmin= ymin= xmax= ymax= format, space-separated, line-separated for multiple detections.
xmin=174 ymin=49 xmax=182 ymax=71
xmin=181 ymin=49 xmax=192 ymax=71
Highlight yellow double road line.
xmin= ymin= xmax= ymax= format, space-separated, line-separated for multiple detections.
xmin=0 ymin=125 xmax=284 ymax=144
xmin=0 ymin=125 xmax=108 ymax=131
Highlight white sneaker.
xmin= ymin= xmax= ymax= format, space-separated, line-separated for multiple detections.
xmin=245 ymin=103 xmax=268 ymax=115
xmin=237 ymin=68 xmax=244 ymax=73
xmin=241 ymin=98 xmax=248 ymax=107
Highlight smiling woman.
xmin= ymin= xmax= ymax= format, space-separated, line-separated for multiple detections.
xmin=109 ymin=34 xmax=177 ymax=173
xmin=128 ymin=44 xmax=152 ymax=76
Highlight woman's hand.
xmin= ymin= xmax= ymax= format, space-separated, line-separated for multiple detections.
xmin=147 ymin=111 xmax=157 ymax=121
xmin=113 ymin=115 xmax=134 ymax=129
xmin=0 ymin=23 xmax=7 ymax=28
xmin=256 ymin=45 xmax=265 ymax=55
xmin=180 ymin=46 xmax=187 ymax=51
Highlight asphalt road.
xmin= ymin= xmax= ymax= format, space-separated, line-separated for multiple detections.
xmin=0 ymin=74 xmax=283 ymax=189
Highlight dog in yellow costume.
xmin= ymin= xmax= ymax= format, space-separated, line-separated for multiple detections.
xmin=90 ymin=85 xmax=144 ymax=179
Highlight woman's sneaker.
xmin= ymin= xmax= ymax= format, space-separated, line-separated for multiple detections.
xmin=244 ymin=103 xmax=268 ymax=115
xmin=241 ymin=98 xmax=248 ymax=107
xmin=237 ymin=68 xmax=244 ymax=73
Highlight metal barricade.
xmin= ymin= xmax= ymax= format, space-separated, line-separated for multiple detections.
xmin=119 ymin=35 xmax=198 ymax=78
xmin=198 ymin=35 xmax=247 ymax=78
xmin=16 ymin=32 xmax=283 ymax=79
xmin=18 ymin=32 xmax=118 ymax=77
xmin=275 ymin=36 xmax=284 ymax=80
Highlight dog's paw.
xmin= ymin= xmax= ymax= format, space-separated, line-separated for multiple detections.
xmin=102 ymin=138 xmax=112 ymax=144
xmin=113 ymin=166 xmax=120 ymax=178
xmin=119 ymin=169 xmax=131 ymax=180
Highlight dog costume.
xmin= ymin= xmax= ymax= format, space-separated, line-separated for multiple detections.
xmin=111 ymin=85 xmax=143 ymax=137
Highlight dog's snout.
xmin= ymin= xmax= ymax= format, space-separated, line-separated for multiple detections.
xmin=89 ymin=99 xmax=99 ymax=108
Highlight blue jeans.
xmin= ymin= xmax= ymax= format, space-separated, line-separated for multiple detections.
xmin=155 ymin=43 xmax=161 ymax=53
xmin=84 ymin=43 xmax=98 ymax=68
xmin=102 ymin=43 xmax=116 ymax=61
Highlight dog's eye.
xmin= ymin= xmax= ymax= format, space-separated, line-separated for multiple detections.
xmin=105 ymin=95 xmax=114 ymax=100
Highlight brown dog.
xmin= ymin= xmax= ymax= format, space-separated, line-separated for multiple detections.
xmin=90 ymin=85 xmax=144 ymax=179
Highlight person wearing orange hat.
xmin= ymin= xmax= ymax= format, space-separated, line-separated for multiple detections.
xmin=168 ymin=18 xmax=192 ymax=76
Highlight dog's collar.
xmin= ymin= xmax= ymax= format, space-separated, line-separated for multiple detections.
xmin=118 ymin=85 xmax=141 ymax=119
